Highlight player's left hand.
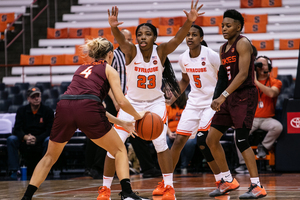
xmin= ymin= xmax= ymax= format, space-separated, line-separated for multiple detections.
xmin=122 ymin=120 xmax=138 ymax=137
xmin=184 ymin=0 xmax=205 ymax=22
xmin=108 ymin=6 xmax=123 ymax=27
xmin=211 ymin=95 xmax=226 ymax=112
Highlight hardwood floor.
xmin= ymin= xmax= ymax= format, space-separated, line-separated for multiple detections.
xmin=1 ymin=172 xmax=300 ymax=200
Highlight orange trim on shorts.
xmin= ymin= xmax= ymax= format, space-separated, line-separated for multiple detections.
xmin=176 ymin=128 xmax=192 ymax=136
xmin=197 ymin=117 xmax=212 ymax=132
xmin=114 ymin=124 xmax=129 ymax=133
xmin=176 ymin=130 xmax=192 ymax=136
xmin=162 ymin=109 xmax=167 ymax=124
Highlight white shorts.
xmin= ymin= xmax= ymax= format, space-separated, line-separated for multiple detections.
xmin=114 ymin=96 xmax=168 ymax=153
xmin=176 ymin=105 xmax=215 ymax=139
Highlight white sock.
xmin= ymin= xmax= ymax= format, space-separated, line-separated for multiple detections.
xmin=250 ymin=177 xmax=261 ymax=187
xmin=222 ymin=171 xmax=233 ymax=182
xmin=214 ymin=173 xmax=222 ymax=182
xmin=163 ymin=173 xmax=173 ymax=187
xmin=103 ymin=176 xmax=114 ymax=189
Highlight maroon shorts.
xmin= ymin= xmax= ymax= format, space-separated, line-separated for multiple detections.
xmin=50 ymin=99 xmax=112 ymax=143
xmin=212 ymin=86 xmax=258 ymax=129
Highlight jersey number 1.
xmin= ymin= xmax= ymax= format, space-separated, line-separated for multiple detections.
xmin=137 ymin=75 xmax=156 ymax=89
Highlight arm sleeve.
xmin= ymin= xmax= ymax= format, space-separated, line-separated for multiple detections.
xmin=35 ymin=107 xmax=54 ymax=143
xmin=213 ymin=65 xmax=228 ymax=100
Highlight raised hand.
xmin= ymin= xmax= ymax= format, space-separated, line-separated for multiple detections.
xmin=107 ymin=6 xmax=123 ymax=27
xmin=183 ymin=0 xmax=205 ymax=22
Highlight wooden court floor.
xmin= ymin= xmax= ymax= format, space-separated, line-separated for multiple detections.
xmin=1 ymin=172 xmax=300 ymax=200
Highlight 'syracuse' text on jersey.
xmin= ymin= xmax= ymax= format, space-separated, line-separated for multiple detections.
xmin=125 ymin=44 xmax=164 ymax=101
xmin=220 ymin=35 xmax=256 ymax=89
xmin=179 ymin=45 xmax=220 ymax=107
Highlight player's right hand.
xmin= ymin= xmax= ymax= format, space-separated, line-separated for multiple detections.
xmin=107 ymin=6 xmax=123 ymax=27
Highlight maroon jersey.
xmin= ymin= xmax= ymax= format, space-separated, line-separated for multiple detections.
xmin=65 ymin=60 xmax=110 ymax=101
xmin=221 ymin=35 xmax=255 ymax=90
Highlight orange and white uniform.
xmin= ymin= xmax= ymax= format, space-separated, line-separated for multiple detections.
xmin=176 ymin=46 xmax=220 ymax=138
xmin=109 ymin=45 xmax=168 ymax=157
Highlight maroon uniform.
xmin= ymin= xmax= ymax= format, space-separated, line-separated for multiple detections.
xmin=212 ymin=35 xmax=258 ymax=129
xmin=50 ymin=60 xmax=112 ymax=143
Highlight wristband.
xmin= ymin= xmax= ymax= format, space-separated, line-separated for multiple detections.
xmin=222 ymin=90 xmax=230 ymax=98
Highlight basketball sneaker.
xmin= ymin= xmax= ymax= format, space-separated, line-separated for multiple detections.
xmin=239 ymin=183 xmax=267 ymax=199
xmin=119 ymin=191 xmax=149 ymax=200
xmin=97 ymin=186 xmax=111 ymax=200
xmin=162 ymin=185 xmax=176 ymax=200
xmin=209 ymin=178 xmax=240 ymax=197
xmin=153 ymin=180 xmax=165 ymax=196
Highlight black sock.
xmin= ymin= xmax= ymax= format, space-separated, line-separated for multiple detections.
xmin=120 ymin=178 xmax=132 ymax=194
xmin=23 ymin=184 xmax=38 ymax=199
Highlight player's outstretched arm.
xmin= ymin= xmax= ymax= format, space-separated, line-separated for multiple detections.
xmin=105 ymin=64 xmax=142 ymax=120
xmin=158 ymin=0 xmax=204 ymax=57
xmin=107 ymin=6 xmax=135 ymax=57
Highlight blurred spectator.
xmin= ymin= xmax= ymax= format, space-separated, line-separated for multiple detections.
xmin=235 ymin=56 xmax=283 ymax=173
xmin=7 ymin=87 xmax=54 ymax=179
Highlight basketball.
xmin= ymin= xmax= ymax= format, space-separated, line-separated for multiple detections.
xmin=135 ymin=112 xmax=164 ymax=141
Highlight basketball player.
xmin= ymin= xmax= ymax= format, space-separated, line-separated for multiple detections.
xmin=99 ymin=2 xmax=204 ymax=200
xmin=156 ymin=24 xmax=223 ymax=194
xmin=20 ymin=37 xmax=147 ymax=200
xmin=206 ymin=9 xmax=267 ymax=199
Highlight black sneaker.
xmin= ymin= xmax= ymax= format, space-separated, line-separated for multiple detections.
xmin=21 ymin=197 xmax=31 ymax=200
xmin=119 ymin=191 xmax=149 ymax=200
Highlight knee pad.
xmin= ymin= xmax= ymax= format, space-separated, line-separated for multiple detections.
xmin=196 ymin=131 xmax=214 ymax=162
xmin=152 ymin=124 xmax=168 ymax=153
xmin=235 ymin=128 xmax=251 ymax=153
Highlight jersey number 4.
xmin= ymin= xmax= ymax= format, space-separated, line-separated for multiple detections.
xmin=137 ymin=75 xmax=156 ymax=89
xmin=80 ymin=66 xmax=94 ymax=78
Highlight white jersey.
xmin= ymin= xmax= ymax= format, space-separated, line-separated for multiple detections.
xmin=125 ymin=44 xmax=164 ymax=101
xmin=179 ymin=45 xmax=220 ymax=108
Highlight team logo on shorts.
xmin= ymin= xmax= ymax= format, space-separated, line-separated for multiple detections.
xmin=231 ymin=48 xmax=235 ymax=53
xmin=153 ymin=60 xmax=157 ymax=65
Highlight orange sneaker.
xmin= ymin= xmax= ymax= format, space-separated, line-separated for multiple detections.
xmin=97 ymin=186 xmax=111 ymax=200
xmin=153 ymin=180 xmax=165 ymax=196
xmin=209 ymin=178 xmax=240 ymax=197
xmin=162 ymin=185 xmax=176 ymax=200
xmin=239 ymin=183 xmax=267 ymax=199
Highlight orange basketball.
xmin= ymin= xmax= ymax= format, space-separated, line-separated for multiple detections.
xmin=135 ymin=112 xmax=164 ymax=141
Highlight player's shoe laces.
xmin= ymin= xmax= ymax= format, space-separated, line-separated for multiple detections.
xmin=152 ymin=180 xmax=165 ymax=196
xmin=119 ymin=191 xmax=149 ymax=200
xmin=209 ymin=178 xmax=240 ymax=197
xmin=239 ymin=183 xmax=267 ymax=199
xmin=162 ymin=185 xmax=176 ymax=200
xmin=97 ymin=186 xmax=111 ymax=200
